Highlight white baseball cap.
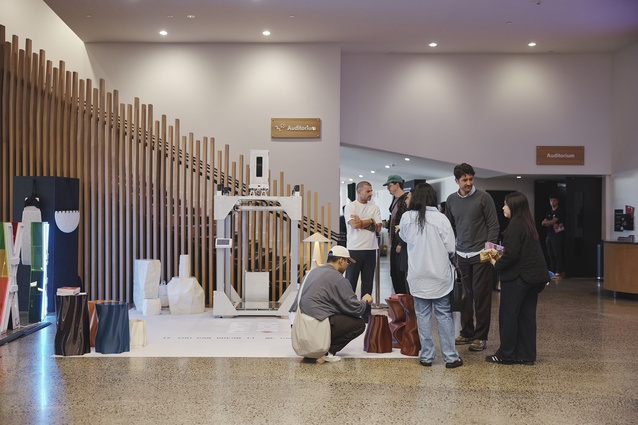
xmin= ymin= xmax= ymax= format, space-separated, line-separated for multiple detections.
xmin=328 ymin=246 xmax=356 ymax=263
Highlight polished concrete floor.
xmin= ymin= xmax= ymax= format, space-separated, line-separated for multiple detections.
xmin=1 ymin=270 xmax=637 ymax=424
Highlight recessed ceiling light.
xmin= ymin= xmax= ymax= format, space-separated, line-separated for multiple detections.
xmin=528 ymin=42 xmax=537 ymax=47
xmin=516 ymin=176 xmax=522 ymax=179
xmin=370 ymin=170 xmax=376 ymax=174
xmin=186 ymin=15 xmax=195 ymax=19
xmin=348 ymin=178 xmax=353 ymax=181
xmin=404 ymin=157 xmax=410 ymax=161
xmin=167 ymin=15 xmax=174 ymax=19
xmin=385 ymin=165 xmax=390 ymax=168
xmin=159 ymin=30 xmax=168 ymax=36
xmin=85 ymin=14 xmax=92 ymax=18
xmin=429 ymin=42 xmax=437 ymax=47
xmin=262 ymin=30 xmax=271 ymax=36
xmin=358 ymin=174 xmax=363 ymax=178
xmin=341 ymin=180 xmax=345 ymax=184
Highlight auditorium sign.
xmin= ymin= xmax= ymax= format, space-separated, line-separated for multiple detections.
xmin=271 ymin=118 xmax=321 ymax=139
xmin=536 ymin=146 xmax=584 ymax=166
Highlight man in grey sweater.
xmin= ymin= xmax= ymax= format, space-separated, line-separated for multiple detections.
xmin=291 ymin=246 xmax=373 ymax=362
xmin=445 ymin=163 xmax=500 ymax=352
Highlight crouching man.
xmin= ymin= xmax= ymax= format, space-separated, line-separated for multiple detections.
xmin=290 ymin=246 xmax=373 ymax=363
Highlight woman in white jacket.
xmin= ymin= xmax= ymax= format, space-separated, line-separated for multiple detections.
xmin=398 ymin=183 xmax=463 ymax=368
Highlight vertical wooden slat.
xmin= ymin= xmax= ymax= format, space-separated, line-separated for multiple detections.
xmin=76 ymin=79 xmax=85 ymax=289
xmin=166 ymin=124 xmax=174 ymax=280
xmin=35 ymin=50 xmax=45 ymax=176
xmin=0 ymin=37 xmax=8 ymax=220
xmin=131 ymin=97 xmax=140 ymax=292
xmin=186 ymin=133 xmax=195 ymax=260
xmin=118 ymin=102 xmax=126 ymax=297
xmin=97 ymin=81 xmax=106 ymax=298
xmin=104 ymin=90 xmax=112 ymax=297
xmin=19 ymin=42 xmax=28 ymax=176
xmin=82 ymin=79 xmax=92 ymax=296
xmin=159 ymin=116 xmax=167 ymax=281
xmin=15 ymin=44 xmax=24 ymax=177
xmin=194 ymin=138 xmax=201 ymax=282
xmin=123 ymin=104 xmax=137 ymax=299
xmin=110 ymin=90 xmax=120 ymax=297
xmin=68 ymin=72 xmax=78 ymax=178
xmin=7 ymin=38 xmax=17 ymax=206
xmin=62 ymin=70 xmax=71 ymax=176
xmin=54 ymin=62 xmax=65 ymax=173
xmin=179 ymin=135 xmax=187 ymax=256
xmin=238 ymin=155 xmax=244 ymax=196
xmin=135 ymin=103 xmax=148 ymax=259
xmin=145 ymin=105 xmax=153 ymax=258
xmin=207 ymin=137 xmax=215 ymax=305
xmin=90 ymin=85 xmax=99 ymax=298
xmin=27 ymin=51 xmax=36 ymax=176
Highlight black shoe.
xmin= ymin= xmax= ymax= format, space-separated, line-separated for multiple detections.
xmin=419 ymin=360 xmax=432 ymax=367
xmin=485 ymin=355 xmax=516 ymax=365
xmin=445 ymin=357 xmax=463 ymax=369
xmin=516 ymin=359 xmax=536 ymax=365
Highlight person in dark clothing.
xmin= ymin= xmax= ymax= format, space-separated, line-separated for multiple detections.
xmin=384 ymin=175 xmax=409 ymax=294
xmin=541 ymin=194 xmax=565 ymax=278
xmin=487 ymin=192 xmax=550 ymax=365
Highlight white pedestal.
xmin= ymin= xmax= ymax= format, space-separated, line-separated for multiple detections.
xmin=129 ymin=319 xmax=147 ymax=348
xmin=133 ymin=259 xmax=161 ymax=311
xmin=167 ymin=277 xmax=205 ymax=314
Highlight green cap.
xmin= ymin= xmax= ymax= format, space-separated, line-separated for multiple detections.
xmin=383 ymin=175 xmax=404 ymax=186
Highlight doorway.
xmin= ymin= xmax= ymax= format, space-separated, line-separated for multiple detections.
xmin=534 ymin=177 xmax=602 ymax=278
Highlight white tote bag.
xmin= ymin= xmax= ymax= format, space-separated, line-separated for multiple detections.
xmin=291 ymin=272 xmax=331 ymax=358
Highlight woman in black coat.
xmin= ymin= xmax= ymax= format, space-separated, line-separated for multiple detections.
xmin=487 ymin=192 xmax=550 ymax=365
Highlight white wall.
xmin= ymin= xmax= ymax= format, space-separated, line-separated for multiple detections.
xmin=341 ymin=53 xmax=613 ymax=177
xmin=0 ymin=0 xmax=94 ymax=80
xmin=86 ymin=42 xmax=342 ymax=218
xmin=610 ymin=40 xmax=638 ymax=240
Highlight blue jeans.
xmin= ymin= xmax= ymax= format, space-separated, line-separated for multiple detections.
xmin=413 ymin=295 xmax=459 ymax=364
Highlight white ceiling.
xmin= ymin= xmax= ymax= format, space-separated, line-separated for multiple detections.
xmin=42 ymin=0 xmax=638 ymax=187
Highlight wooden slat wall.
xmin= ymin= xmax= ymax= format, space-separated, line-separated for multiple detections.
xmin=0 ymin=28 xmax=336 ymax=305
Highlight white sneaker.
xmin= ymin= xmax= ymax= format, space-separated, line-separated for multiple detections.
xmin=322 ymin=353 xmax=342 ymax=363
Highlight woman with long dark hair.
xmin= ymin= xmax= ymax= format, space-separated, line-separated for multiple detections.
xmin=398 ymin=183 xmax=463 ymax=368
xmin=487 ymin=192 xmax=550 ymax=365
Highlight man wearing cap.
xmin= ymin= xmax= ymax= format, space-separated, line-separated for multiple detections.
xmin=290 ymin=246 xmax=373 ymax=363
xmin=344 ymin=181 xmax=383 ymax=301
xmin=384 ymin=175 xmax=409 ymax=294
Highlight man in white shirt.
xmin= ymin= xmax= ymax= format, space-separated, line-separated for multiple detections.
xmin=345 ymin=181 xmax=382 ymax=303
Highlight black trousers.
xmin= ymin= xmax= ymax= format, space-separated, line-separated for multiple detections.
xmin=457 ymin=254 xmax=493 ymax=341
xmin=328 ymin=314 xmax=366 ymax=355
xmin=346 ymin=249 xmax=377 ymax=298
xmin=546 ymin=234 xmax=564 ymax=274
xmin=495 ymin=277 xmax=539 ymax=362
xmin=389 ymin=245 xmax=408 ymax=294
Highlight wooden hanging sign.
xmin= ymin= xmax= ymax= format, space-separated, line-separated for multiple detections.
xmin=536 ymin=146 xmax=584 ymax=166
xmin=271 ymin=118 xmax=321 ymax=139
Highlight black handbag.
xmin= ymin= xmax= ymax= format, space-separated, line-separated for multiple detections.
xmin=450 ymin=261 xmax=471 ymax=312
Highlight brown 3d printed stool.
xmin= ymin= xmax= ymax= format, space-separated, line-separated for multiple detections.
xmin=385 ymin=294 xmax=406 ymax=348
xmin=397 ymin=294 xmax=421 ymax=356
xmin=363 ymin=314 xmax=393 ymax=353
